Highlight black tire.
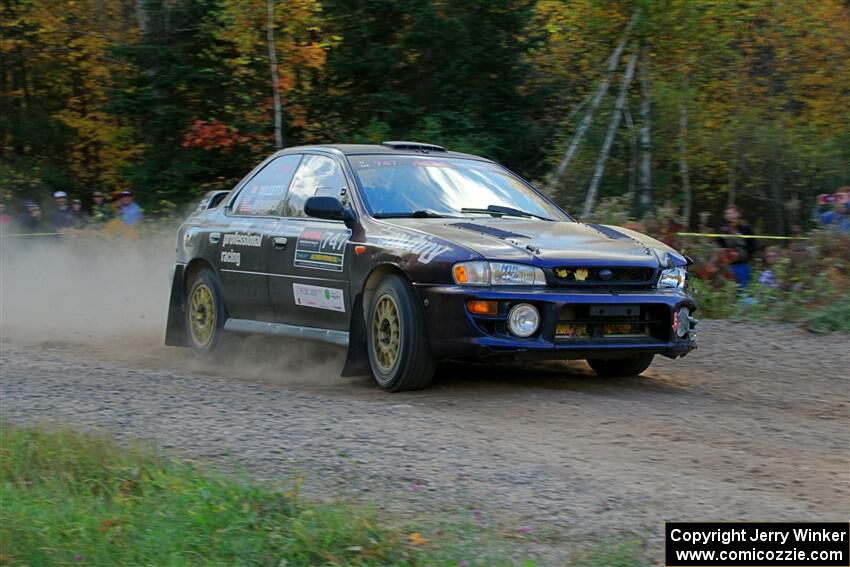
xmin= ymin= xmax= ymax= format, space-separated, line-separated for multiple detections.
xmin=184 ymin=268 xmax=227 ymax=356
xmin=587 ymin=353 xmax=654 ymax=378
xmin=366 ymin=274 xmax=436 ymax=392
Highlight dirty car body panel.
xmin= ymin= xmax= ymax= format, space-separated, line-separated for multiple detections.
xmin=166 ymin=143 xmax=696 ymax=384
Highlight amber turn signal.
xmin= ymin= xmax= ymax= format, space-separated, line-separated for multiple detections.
xmin=453 ymin=264 xmax=469 ymax=283
xmin=466 ymin=300 xmax=498 ymax=316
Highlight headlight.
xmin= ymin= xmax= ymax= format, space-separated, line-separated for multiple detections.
xmin=453 ymin=261 xmax=546 ymax=286
xmin=657 ymin=267 xmax=687 ymax=289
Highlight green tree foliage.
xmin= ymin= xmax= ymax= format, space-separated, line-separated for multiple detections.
xmin=312 ymin=0 xmax=551 ymax=172
xmin=105 ymin=0 xmax=263 ymax=211
xmin=0 ymin=0 xmax=139 ymax=200
xmin=1 ymin=0 xmax=847 ymax=228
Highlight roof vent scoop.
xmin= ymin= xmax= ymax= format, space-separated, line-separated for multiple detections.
xmin=381 ymin=141 xmax=447 ymax=153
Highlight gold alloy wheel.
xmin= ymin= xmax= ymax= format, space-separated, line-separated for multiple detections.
xmin=188 ymin=283 xmax=215 ymax=348
xmin=372 ymin=294 xmax=401 ymax=372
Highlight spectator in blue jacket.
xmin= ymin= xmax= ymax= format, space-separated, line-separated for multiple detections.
xmin=716 ymin=205 xmax=757 ymax=288
xmin=117 ymin=190 xmax=143 ymax=226
xmin=814 ymin=187 xmax=850 ymax=232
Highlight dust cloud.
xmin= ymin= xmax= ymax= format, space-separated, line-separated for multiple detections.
xmin=0 ymin=229 xmax=347 ymax=386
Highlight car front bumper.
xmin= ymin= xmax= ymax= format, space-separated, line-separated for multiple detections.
xmin=415 ymin=284 xmax=697 ymax=361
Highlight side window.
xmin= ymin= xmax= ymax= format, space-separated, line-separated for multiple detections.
xmin=281 ymin=155 xmax=346 ymax=218
xmin=233 ymin=154 xmax=302 ymax=216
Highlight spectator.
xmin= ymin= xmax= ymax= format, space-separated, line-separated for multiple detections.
xmin=16 ymin=201 xmax=47 ymax=233
xmin=814 ymin=187 xmax=850 ymax=232
xmin=70 ymin=198 xmax=88 ymax=227
xmin=90 ymin=190 xmax=112 ymax=224
xmin=716 ymin=205 xmax=757 ymax=288
xmin=758 ymin=246 xmax=781 ymax=289
xmin=50 ymin=191 xmax=75 ymax=230
xmin=117 ymin=190 xmax=143 ymax=226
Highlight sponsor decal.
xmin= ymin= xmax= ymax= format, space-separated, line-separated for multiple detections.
xmin=294 ymin=228 xmax=350 ymax=272
xmin=222 ymin=232 xmax=263 ymax=247
xmin=378 ymin=232 xmax=452 ymax=264
xmin=220 ymin=250 xmax=241 ymax=267
xmin=293 ymin=283 xmax=345 ymax=312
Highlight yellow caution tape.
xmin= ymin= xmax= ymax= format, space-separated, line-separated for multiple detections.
xmin=675 ymin=232 xmax=808 ymax=240
xmin=2 ymin=232 xmax=62 ymax=237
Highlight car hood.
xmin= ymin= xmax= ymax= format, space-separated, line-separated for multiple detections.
xmin=379 ymin=217 xmax=686 ymax=269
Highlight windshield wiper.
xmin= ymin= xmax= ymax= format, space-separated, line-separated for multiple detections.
xmin=372 ymin=210 xmax=451 ymax=219
xmin=460 ymin=204 xmax=553 ymax=221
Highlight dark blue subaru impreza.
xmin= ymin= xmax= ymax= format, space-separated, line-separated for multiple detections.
xmin=165 ymin=141 xmax=696 ymax=391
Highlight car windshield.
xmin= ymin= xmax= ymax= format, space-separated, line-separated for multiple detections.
xmin=348 ymin=155 xmax=569 ymax=221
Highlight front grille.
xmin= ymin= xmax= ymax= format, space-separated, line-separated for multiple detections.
xmin=555 ymin=304 xmax=669 ymax=341
xmin=552 ymin=266 xmax=656 ymax=286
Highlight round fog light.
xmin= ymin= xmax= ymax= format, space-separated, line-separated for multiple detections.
xmin=676 ymin=307 xmax=690 ymax=338
xmin=508 ymin=303 xmax=540 ymax=338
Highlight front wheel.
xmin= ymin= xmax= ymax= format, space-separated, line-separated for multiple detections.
xmin=366 ymin=275 xmax=436 ymax=392
xmin=185 ymin=268 xmax=227 ymax=355
xmin=587 ymin=353 xmax=654 ymax=378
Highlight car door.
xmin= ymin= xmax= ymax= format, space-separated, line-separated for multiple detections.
xmin=267 ymin=153 xmax=352 ymax=331
xmin=218 ymin=153 xmax=302 ymax=321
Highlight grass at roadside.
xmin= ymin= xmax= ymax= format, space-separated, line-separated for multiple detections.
xmin=0 ymin=425 xmax=648 ymax=566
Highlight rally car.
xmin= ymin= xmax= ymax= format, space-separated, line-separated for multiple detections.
xmin=165 ymin=141 xmax=696 ymax=391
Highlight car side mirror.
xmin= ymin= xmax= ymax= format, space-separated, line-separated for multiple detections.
xmin=304 ymin=196 xmax=355 ymax=225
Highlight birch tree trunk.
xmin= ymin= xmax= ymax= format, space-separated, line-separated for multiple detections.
xmin=549 ymin=9 xmax=640 ymax=189
xmin=623 ymin=106 xmax=637 ymax=203
xmin=638 ymin=44 xmax=652 ymax=210
xmin=726 ymin=52 xmax=741 ymax=208
xmin=135 ymin=0 xmax=147 ymax=34
xmin=678 ymin=97 xmax=692 ymax=229
xmin=582 ymin=51 xmax=638 ymax=217
xmin=267 ymin=0 xmax=283 ymax=150
xmin=727 ymin=21 xmax=742 ymax=208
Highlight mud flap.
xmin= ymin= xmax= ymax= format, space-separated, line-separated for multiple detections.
xmin=340 ymin=293 xmax=370 ymax=376
xmin=164 ymin=264 xmax=188 ymax=346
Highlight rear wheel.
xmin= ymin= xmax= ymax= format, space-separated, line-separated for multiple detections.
xmin=366 ymin=275 xmax=436 ymax=392
xmin=185 ymin=268 xmax=226 ymax=355
xmin=587 ymin=353 xmax=654 ymax=378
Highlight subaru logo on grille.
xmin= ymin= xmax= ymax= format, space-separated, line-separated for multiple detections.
xmin=598 ymin=268 xmax=613 ymax=281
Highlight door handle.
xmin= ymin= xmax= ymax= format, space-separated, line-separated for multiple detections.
xmin=272 ymin=236 xmax=288 ymax=250
xmin=209 ymin=232 xmax=221 ymax=244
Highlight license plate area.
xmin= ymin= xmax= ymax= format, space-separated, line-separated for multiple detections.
xmin=588 ymin=304 xmax=640 ymax=317
xmin=556 ymin=304 xmax=667 ymax=340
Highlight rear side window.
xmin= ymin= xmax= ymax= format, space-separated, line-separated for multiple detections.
xmin=233 ymin=154 xmax=302 ymax=216
xmin=281 ymin=155 xmax=347 ymax=218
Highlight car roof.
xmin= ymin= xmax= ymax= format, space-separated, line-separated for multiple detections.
xmin=277 ymin=142 xmax=491 ymax=162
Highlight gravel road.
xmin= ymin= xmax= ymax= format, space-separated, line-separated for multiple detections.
xmin=2 ymin=319 xmax=848 ymax=563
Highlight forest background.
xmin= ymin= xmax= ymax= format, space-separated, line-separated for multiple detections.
xmin=2 ymin=0 xmax=849 ymax=233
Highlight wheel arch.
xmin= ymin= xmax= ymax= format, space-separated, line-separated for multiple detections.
xmin=184 ymin=258 xmax=216 ymax=288
xmin=360 ymin=264 xmax=410 ymax=320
